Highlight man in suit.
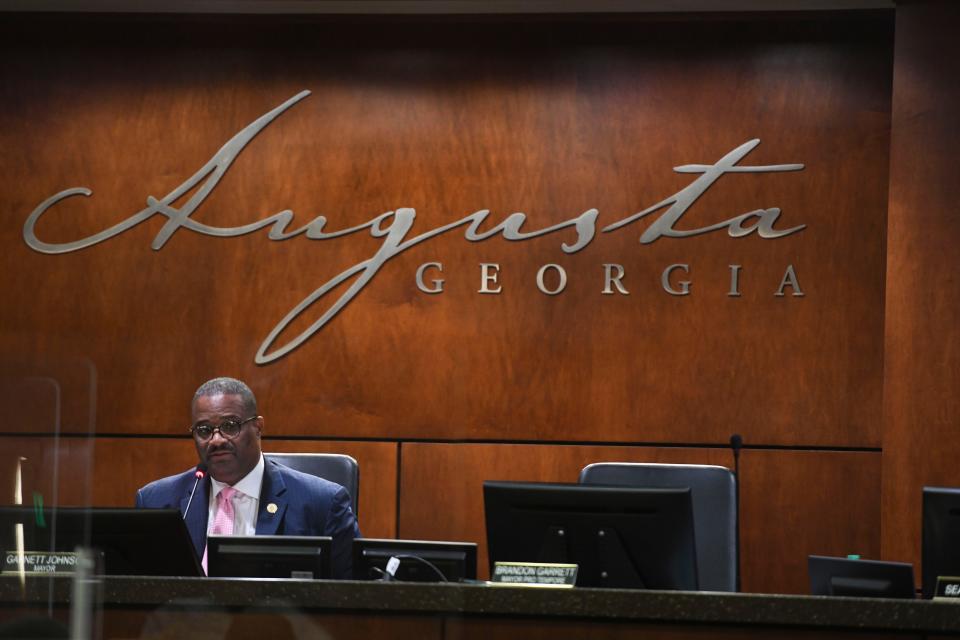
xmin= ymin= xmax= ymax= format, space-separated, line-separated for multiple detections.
xmin=136 ymin=377 xmax=360 ymax=578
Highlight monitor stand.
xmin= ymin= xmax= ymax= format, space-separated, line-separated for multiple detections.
xmin=536 ymin=525 xmax=645 ymax=588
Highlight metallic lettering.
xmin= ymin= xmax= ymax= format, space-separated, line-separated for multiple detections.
xmin=662 ymin=264 xmax=691 ymax=296
xmin=536 ymin=264 xmax=567 ymax=296
xmin=775 ymin=264 xmax=804 ymax=297
xmin=479 ymin=263 xmax=502 ymax=294
xmin=728 ymin=264 xmax=742 ymax=297
xmin=416 ymin=262 xmax=444 ymax=294
xmin=602 ymin=140 xmax=804 ymax=243
xmin=22 ymin=90 xmax=808 ymax=364
xmin=602 ymin=263 xmax=629 ymax=295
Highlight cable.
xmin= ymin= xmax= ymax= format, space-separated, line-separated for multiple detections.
xmin=377 ymin=554 xmax=450 ymax=582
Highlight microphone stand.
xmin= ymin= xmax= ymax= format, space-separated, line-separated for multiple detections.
xmin=183 ymin=463 xmax=208 ymax=520
xmin=730 ymin=434 xmax=743 ymax=593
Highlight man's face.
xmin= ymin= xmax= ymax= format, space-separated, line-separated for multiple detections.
xmin=192 ymin=393 xmax=262 ymax=486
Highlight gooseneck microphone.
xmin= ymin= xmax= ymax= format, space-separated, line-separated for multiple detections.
xmin=729 ymin=434 xmax=743 ymax=593
xmin=182 ymin=463 xmax=208 ymax=520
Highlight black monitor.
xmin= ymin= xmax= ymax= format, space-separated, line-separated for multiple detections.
xmin=206 ymin=535 xmax=331 ymax=579
xmin=923 ymin=486 xmax=960 ymax=598
xmin=808 ymin=555 xmax=915 ymax=598
xmin=483 ymin=481 xmax=698 ymax=590
xmin=352 ymin=538 xmax=477 ymax=582
xmin=0 ymin=507 xmax=202 ymax=577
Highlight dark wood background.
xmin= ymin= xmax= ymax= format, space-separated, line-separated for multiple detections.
xmin=881 ymin=1 xmax=960 ymax=573
xmin=0 ymin=7 xmax=946 ymax=595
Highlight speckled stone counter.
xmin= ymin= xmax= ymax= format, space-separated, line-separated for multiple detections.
xmin=3 ymin=576 xmax=960 ymax=638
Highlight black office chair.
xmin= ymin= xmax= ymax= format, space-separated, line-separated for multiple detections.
xmin=264 ymin=452 xmax=360 ymax=516
xmin=579 ymin=462 xmax=737 ymax=592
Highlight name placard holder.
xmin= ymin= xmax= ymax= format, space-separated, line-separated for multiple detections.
xmin=3 ymin=551 xmax=81 ymax=575
xmin=934 ymin=576 xmax=960 ymax=601
xmin=490 ymin=562 xmax=578 ymax=588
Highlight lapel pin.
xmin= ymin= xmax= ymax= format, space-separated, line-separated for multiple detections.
xmin=267 ymin=503 xmax=278 ymax=514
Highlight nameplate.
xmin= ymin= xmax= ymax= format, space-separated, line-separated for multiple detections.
xmin=290 ymin=570 xmax=315 ymax=580
xmin=934 ymin=576 xmax=960 ymax=600
xmin=3 ymin=551 xmax=80 ymax=575
xmin=491 ymin=562 xmax=578 ymax=587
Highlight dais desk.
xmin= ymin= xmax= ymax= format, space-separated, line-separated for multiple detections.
xmin=2 ymin=576 xmax=959 ymax=639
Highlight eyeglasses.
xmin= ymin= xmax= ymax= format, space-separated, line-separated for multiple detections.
xmin=190 ymin=416 xmax=257 ymax=441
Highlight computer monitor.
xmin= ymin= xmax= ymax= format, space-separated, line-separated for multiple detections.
xmin=923 ymin=486 xmax=960 ymax=598
xmin=0 ymin=507 xmax=202 ymax=577
xmin=808 ymin=555 xmax=915 ymax=599
xmin=352 ymin=538 xmax=478 ymax=582
xmin=206 ymin=535 xmax=331 ymax=579
xmin=483 ymin=481 xmax=698 ymax=590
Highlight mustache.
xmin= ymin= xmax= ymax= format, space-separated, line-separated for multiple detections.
xmin=205 ymin=442 xmax=235 ymax=456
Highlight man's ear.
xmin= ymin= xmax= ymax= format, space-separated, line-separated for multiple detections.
xmin=254 ymin=416 xmax=264 ymax=438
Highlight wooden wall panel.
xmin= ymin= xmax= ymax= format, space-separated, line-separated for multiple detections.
xmin=739 ymin=450 xmax=882 ymax=591
xmin=881 ymin=1 xmax=960 ymax=570
xmin=0 ymin=436 xmax=95 ymax=506
xmin=0 ymin=357 xmax=97 ymax=434
xmin=0 ymin=436 xmax=397 ymax=538
xmin=0 ymin=15 xmax=891 ymax=447
xmin=398 ymin=443 xmax=881 ymax=593
xmin=0 ymin=12 xmax=898 ymax=598
xmin=0 ymin=377 xmax=59 ymax=435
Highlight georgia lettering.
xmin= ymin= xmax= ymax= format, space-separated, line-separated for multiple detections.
xmin=22 ymin=90 xmax=806 ymax=365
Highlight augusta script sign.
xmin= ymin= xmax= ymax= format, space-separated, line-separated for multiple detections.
xmin=23 ymin=90 xmax=807 ymax=365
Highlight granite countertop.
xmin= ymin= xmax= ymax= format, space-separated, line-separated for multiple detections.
xmin=2 ymin=576 xmax=960 ymax=634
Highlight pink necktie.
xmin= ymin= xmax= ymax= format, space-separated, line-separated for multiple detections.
xmin=202 ymin=486 xmax=237 ymax=574
xmin=211 ymin=487 xmax=237 ymax=536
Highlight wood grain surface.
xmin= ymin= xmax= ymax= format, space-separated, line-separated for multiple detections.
xmin=881 ymin=1 xmax=960 ymax=573
xmin=0 ymin=14 xmax=891 ymax=447
xmin=0 ymin=11 xmax=904 ymax=598
xmin=398 ymin=443 xmax=881 ymax=593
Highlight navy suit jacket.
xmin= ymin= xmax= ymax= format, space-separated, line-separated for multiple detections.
xmin=135 ymin=459 xmax=360 ymax=579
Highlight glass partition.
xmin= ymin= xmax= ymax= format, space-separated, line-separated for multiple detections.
xmin=1 ymin=357 xmax=99 ymax=638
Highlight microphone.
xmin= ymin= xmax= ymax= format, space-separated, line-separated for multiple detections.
xmin=183 ymin=463 xmax=208 ymax=520
xmin=729 ymin=434 xmax=743 ymax=593
xmin=730 ymin=433 xmax=742 ymax=455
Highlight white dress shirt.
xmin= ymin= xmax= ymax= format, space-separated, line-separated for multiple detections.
xmin=206 ymin=454 xmax=265 ymax=536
